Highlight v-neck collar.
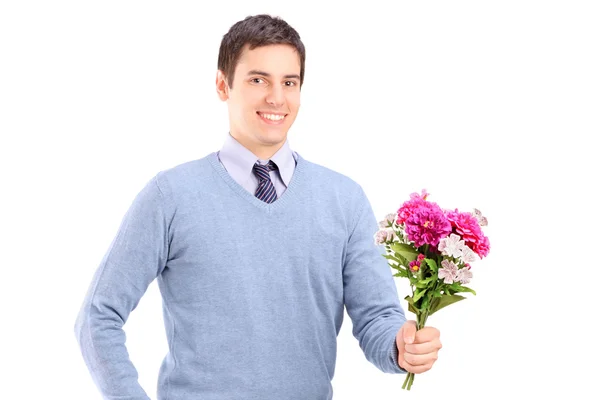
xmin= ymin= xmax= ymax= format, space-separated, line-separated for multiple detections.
xmin=208 ymin=151 xmax=307 ymax=213
xmin=217 ymin=133 xmax=297 ymax=188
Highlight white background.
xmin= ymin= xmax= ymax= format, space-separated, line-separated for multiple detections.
xmin=1 ymin=1 xmax=598 ymax=399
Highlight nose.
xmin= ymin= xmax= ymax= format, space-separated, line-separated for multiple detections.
xmin=266 ymin=85 xmax=285 ymax=108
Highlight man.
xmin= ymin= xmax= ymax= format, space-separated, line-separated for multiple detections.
xmin=74 ymin=14 xmax=442 ymax=400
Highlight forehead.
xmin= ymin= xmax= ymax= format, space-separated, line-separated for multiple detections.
xmin=235 ymin=44 xmax=301 ymax=75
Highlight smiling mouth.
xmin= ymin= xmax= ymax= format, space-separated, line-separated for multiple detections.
xmin=257 ymin=111 xmax=287 ymax=123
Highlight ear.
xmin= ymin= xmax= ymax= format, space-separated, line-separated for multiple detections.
xmin=216 ymin=70 xmax=229 ymax=101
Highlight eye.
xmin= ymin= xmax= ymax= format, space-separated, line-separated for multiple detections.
xmin=285 ymin=81 xmax=297 ymax=87
xmin=251 ymin=78 xmax=265 ymax=84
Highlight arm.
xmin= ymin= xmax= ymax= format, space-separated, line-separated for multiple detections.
xmin=74 ymin=174 xmax=170 ymax=400
xmin=342 ymin=185 xmax=407 ymax=374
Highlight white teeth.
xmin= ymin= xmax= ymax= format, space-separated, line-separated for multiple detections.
xmin=260 ymin=113 xmax=285 ymax=121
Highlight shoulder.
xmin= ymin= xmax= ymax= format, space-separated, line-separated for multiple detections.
xmin=300 ymin=155 xmax=375 ymax=233
xmin=296 ymin=153 xmax=369 ymax=211
xmin=150 ymin=153 xmax=216 ymax=199
xmin=161 ymin=153 xmax=213 ymax=179
xmin=300 ymin=155 xmax=364 ymax=195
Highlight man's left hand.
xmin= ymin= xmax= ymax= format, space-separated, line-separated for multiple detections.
xmin=395 ymin=320 xmax=442 ymax=374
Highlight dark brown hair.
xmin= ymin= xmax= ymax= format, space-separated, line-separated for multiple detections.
xmin=217 ymin=14 xmax=306 ymax=89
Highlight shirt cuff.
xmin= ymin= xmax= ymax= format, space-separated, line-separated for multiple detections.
xmin=389 ymin=335 xmax=408 ymax=374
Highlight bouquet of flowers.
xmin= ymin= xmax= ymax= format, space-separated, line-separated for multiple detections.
xmin=373 ymin=190 xmax=490 ymax=390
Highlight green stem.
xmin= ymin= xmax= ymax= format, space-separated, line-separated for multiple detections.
xmin=418 ymin=309 xmax=429 ymax=329
xmin=402 ymin=371 xmax=415 ymax=390
xmin=402 ymin=309 xmax=430 ymax=390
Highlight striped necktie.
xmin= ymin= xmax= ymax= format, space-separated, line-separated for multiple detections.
xmin=252 ymin=160 xmax=278 ymax=203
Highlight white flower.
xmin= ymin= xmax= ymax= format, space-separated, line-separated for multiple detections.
xmin=460 ymin=246 xmax=480 ymax=264
xmin=438 ymin=259 xmax=459 ymax=284
xmin=438 ymin=233 xmax=466 ymax=258
xmin=373 ymin=228 xmax=395 ymax=245
xmin=378 ymin=213 xmax=397 ymax=229
xmin=393 ymin=224 xmax=406 ymax=240
xmin=373 ymin=230 xmax=386 ymax=245
xmin=456 ymin=267 xmax=473 ymax=284
xmin=472 ymin=208 xmax=488 ymax=227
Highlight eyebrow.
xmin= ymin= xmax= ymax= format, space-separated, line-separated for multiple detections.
xmin=247 ymin=69 xmax=301 ymax=80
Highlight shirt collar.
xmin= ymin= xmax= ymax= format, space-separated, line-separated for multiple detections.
xmin=218 ymin=132 xmax=297 ymax=186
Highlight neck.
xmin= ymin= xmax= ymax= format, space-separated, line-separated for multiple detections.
xmin=230 ymin=131 xmax=286 ymax=160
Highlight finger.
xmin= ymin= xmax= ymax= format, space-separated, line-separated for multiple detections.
xmin=403 ymin=361 xmax=435 ymax=375
xmin=401 ymin=320 xmax=417 ymax=344
xmin=414 ymin=327 xmax=440 ymax=343
xmin=398 ymin=355 xmax=411 ymax=371
xmin=403 ymin=350 xmax=439 ymax=367
xmin=405 ymin=340 xmax=442 ymax=355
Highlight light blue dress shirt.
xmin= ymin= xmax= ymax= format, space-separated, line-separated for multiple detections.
xmin=216 ymin=132 xmax=298 ymax=199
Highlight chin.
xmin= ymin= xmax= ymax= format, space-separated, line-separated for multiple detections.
xmin=259 ymin=127 xmax=289 ymax=140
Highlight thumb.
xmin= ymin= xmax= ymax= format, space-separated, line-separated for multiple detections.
xmin=401 ymin=320 xmax=417 ymax=344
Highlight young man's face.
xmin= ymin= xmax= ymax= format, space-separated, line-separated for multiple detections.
xmin=216 ymin=44 xmax=301 ymax=159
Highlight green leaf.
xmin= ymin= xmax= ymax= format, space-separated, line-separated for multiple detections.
xmin=382 ymin=254 xmax=403 ymax=264
xmin=390 ymin=242 xmax=419 ymax=254
xmin=395 ymin=252 xmax=410 ymax=266
xmin=387 ymin=260 xmax=405 ymax=271
xmin=389 ymin=264 xmax=403 ymax=272
xmin=393 ymin=270 xmax=408 ymax=278
xmin=404 ymin=295 xmax=418 ymax=315
xmin=387 ymin=259 xmax=408 ymax=277
xmin=449 ymin=283 xmax=477 ymax=295
xmin=419 ymin=292 xmax=431 ymax=312
xmin=415 ymin=275 xmax=436 ymax=288
xmin=390 ymin=242 xmax=418 ymax=263
xmin=424 ymin=258 xmax=438 ymax=272
xmin=413 ymin=288 xmax=427 ymax=303
xmin=429 ymin=294 xmax=466 ymax=316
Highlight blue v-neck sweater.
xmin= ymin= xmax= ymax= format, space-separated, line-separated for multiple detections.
xmin=74 ymin=151 xmax=407 ymax=400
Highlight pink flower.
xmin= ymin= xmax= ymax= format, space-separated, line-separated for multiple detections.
xmin=378 ymin=213 xmax=397 ymax=229
xmin=404 ymin=202 xmax=452 ymax=247
xmin=396 ymin=189 xmax=429 ymax=225
xmin=438 ymin=233 xmax=466 ymax=258
xmin=445 ymin=209 xmax=490 ymax=258
xmin=373 ymin=228 xmax=395 ymax=245
xmin=439 ymin=259 xmax=458 ymax=284
xmin=456 ymin=267 xmax=473 ymax=284
xmin=460 ymin=246 xmax=479 ymax=264
xmin=409 ymin=260 xmax=420 ymax=272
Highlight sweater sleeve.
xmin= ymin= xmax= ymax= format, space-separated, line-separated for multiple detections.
xmin=342 ymin=184 xmax=408 ymax=374
xmin=74 ymin=174 xmax=170 ymax=399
